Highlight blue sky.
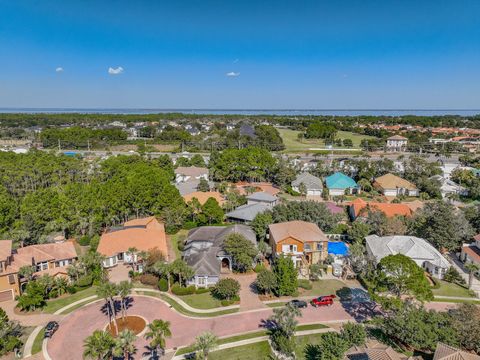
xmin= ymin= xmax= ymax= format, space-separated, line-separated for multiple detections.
xmin=0 ymin=0 xmax=479 ymax=109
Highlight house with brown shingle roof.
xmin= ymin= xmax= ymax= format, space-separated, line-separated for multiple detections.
xmin=433 ymin=343 xmax=480 ymax=360
xmin=344 ymin=340 xmax=408 ymax=360
xmin=268 ymin=221 xmax=328 ymax=269
xmin=98 ymin=216 xmax=168 ymax=268
xmin=373 ymin=173 xmax=419 ymax=197
xmin=349 ymin=198 xmax=413 ymax=220
xmin=0 ymin=240 xmax=77 ymax=302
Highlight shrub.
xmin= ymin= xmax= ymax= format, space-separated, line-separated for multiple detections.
xmin=254 ymin=263 xmax=265 ymax=273
xmin=76 ymin=274 xmax=93 ymax=288
xmin=138 ymin=274 xmax=159 ymax=287
xmin=195 ymin=287 xmax=212 ymax=294
xmin=220 ymin=296 xmax=239 ymax=306
xmin=444 ymin=267 xmax=467 ymax=286
xmin=297 ymin=279 xmax=312 ymax=290
xmin=158 ymin=278 xmax=169 ymax=292
xmin=171 ymin=284 xmax=196 ymax=295
xmin=78 ymin=236 xmax=91 ymax=246
xmin=256 ymin=269 xmax=277 ymax=295
xmin=183 ymin=221 xmax=198 ymax=230
xmin=212 ymin=278 xmax=240 ymax=300
xmin=66 ymin=285 xmax=77 ymax=294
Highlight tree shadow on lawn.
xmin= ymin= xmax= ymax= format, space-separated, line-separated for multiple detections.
xmin=336 ymin=287 xmax=381 ymax=322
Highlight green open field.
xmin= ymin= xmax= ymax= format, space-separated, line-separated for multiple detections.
xmin=178 ymin=291 xmax=225 ymax=309
xmin=278 ymin=128 xmax=377 ymax=152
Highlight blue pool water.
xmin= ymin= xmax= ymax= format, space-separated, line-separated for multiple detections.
xmin=328 ymin=241 xmax=349 ymax=256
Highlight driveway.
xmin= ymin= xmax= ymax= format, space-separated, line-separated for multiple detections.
xmin=107 ymin=263 xmax=131 ymax=284
xmin=225 ymin=272 xmax=266 ymax=311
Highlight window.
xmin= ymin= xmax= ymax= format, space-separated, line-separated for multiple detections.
xmin=198 ymin=277 xmax=206 ymax=286
xmin=36 ymin=262 xmax=48 ymax=272
xmin=316 ymin=243 xmax=323 ymax=251
xmin=8 ymin=274 xmax=15 ymax=284
xmin=304 ymin=244 xmax=311 ymax=251
xmin=282 ymin=245 xmax=297 ymax=253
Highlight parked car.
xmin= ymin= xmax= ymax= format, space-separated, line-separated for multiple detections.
xmin=44 ymin=321 xmax=59 ymax=338
xmin=288 ymin=299 xmax=308 ymax=308
xmin=310 ymin=294 xmax=336 ymax=307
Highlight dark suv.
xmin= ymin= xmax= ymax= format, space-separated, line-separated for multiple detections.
xmin=44 ymin=321 xmax=59 ymax=338
xmin=288 ymin=299 xmax=308 ymax=308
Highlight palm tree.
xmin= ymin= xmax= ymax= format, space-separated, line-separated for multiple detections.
xmin=117 ymin=280 xmax=133 ymax=321
xmin=113 ymin=329 xmax=137 ymax=360
xmin=67 ymin=261 xmax=84 ymax=282
xmin=127 ymin=247 xmax=138 ymax=271
xmin=18 ymin=265 xmax=35 ymax=282
xmin=194 ymin=331 xmax=218 ymax=360
xmin=465 ymin=263 xmax=480 ymax=289
xmin=152 ymin=261 xmax=172 ymax=289
xmin=96 ymin=282 xmax=119 ymax=334
xmin=54 ymin=277 xmax=68 ymax=296
xmin=144 ymin=319 xmax=171 ymax=357
xmin=83 ymin=330 xmax=115 ymax=360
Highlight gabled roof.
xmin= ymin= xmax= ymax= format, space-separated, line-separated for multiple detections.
xmin=387 ymin=135 xmax=408 ymax=141
xmin=98 ymin=217 xmax=168 ymax=258
xmin=374 ymin=173 xmax=417 ymax=191
xmin=345 ymin=340 xmax=407 ymax=360
xmin=462 ymin=244 xmax=480 ymax=263
xmin=292 ymin=173 xmax=323 ymax=190
xmin=433 ymin=343 xmax=480 ymax=360
xmin=183 ymin=191 xmax=224 ymax=205
xmin=350 ymin=198 xmax=413 ymax=218
xmin=365 ymin=235 xmax=450 ymax=268
xmin=269 ymin=221 xmax=328 ymax=243
xmin=325 ymin=172 xmax=358 ymax=190
xmin=246 ymin=191 xmax=277 ymax=202
xmin=174 ymin=166 xmax=208 ymax=177
xmin=226 ymin=203 xmax=268 ymax=222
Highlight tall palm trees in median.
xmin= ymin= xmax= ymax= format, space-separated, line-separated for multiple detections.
xmin=117 ymin=280 xmax=133 ymax=321
xmin=97 ymin=281 xmax=119 ymax=334
xmin=83 ymin=330 xmax=115 ymax=360
xmin=144 ymin=319 xmax=172 ymax=358
xmin=113 ymin=329 xmax=137 ymax=360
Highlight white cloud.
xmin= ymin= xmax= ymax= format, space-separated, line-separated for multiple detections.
xmin=55 ymin=67 xmax=64 ymax=72
xmin=108 ymin=66 xmax=124 ymax=75
xmin=226 ymin=71 xmax=240 ymax=77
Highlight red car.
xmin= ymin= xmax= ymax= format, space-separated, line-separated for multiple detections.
xmin=310 ymin=294 xmax=336 ymax=307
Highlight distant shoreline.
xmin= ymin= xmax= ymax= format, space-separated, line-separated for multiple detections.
xmin=0 ymin=108 xmax=479 ymax=116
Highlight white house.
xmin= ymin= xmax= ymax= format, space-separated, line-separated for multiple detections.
xmin=386 ymin=135 xmax=408 ymax=152
xmin=365 ymin=235 xmax=450 ymax=279
xmin=373 ymin=173 xmax=419 ymax=197
xmin=430 ymin=175 xmax=468 ymax=199
xmin=291 ymin=173 xmax=323 ymax=196
xmin=174 ymin=166 xmax=209 ymax=184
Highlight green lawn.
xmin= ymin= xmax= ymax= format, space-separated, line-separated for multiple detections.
xmin=299 ymin=279 xmax=348 ymax=297
xmin=42 ymin=286 xmax=97 ymax=314
xmin=278 ymin=128 xmax=377 ymax=152
xmin=266 ymin=302 xmax=287 ymax=308
xmin=178 ymin=292 xmax=224 ymax=309
xmin=295 ymin=333 xmax=326 ymax=360
xmin=169 ymin=229 xmax=188 ymax=260
xmin=209 ymin=341 xmax=272 ymax=360
xmin=31 ymin=327 xmax=45 ymax=355
xmin=431 ymin=280 xmax=475 ymax=298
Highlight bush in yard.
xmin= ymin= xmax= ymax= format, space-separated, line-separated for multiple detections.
xmin=212 ymin=278 xmax=240 ymax=300
xmin=138 ymin=273 xmax=159 ymax=287
xmin=340 ymin=322 xmax=367 ymax=346
xmin=254 ymin=263 xmax=265 ymax=273
xmin=297 ymin=279 xmax=312 ymax=290
xmin=195 ymin=287 xmax=212 ymax=294
xmin=273 ymin=255 xmax=298 ymax=296
xmin=158 ymin=278 xmax=169 ymax=292
xmin=256 ymin=269 xmax=277 ymax=295
xmin=444 ymin=267 xmax=467 ymax=286
xmin=171 ymin=284 xmax=196 ymax=295
xmin=76 ymin=274 xmax=93 ymax=288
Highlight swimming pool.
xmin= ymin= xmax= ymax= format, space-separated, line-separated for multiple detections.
xmin=328 ymin=241 xmax=349 ymax=256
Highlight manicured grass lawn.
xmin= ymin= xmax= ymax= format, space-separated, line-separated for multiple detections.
xmin=299 ymin=279 xmax=348 ymax=297
xmin=266 ymin=302 xmax=287 ymax=308
xmin=431 ymin=280 xmax=475 ymax=298
xmin=209 ymin=341 xmax=272 ymax=360
xmin=295 ymin=333 xmax=326 ymax=360
xmin=278 ymin=128 xmax=377 ymax=152
xmin=296 ymin=324 xmax=328 ymax=331
xmin=42 ymin=286 xmax=97 ymax=314
xmin=31 ymin=327 xmax=45 ymax=355
xmin=179 ymin=292 xmax=224 ymax=309
xmin=169 ymin=229 xmax=188 ymax=260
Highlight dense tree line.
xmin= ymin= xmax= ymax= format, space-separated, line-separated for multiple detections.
xmin=41 ymin=127 xmax=127 ymax=149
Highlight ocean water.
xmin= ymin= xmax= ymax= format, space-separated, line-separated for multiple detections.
xmin=0 ymin=108 xmax=479 ymax=116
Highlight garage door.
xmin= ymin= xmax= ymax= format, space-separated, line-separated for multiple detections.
xmin=0 ymin=289 xmax=13 ymax=302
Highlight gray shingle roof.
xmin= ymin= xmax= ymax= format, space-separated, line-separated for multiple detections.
xmin=292 ymin=172 xmax=323 ymax=190
xmin=246 ymin=191 xmax=277 ymax=202
xmin=226 ymin=203 xmax=269 ymax=222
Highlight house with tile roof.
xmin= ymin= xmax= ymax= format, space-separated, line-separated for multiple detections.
xmin=0 ymin=240 xmax=77 ymax=302
xmin=460 ymin=234 xmax=480 ymax=272
xmin=269 ymin=221 xmax=329 ymax=269
xmin=386 ymin=135 xmax=408 ymax=152
xmin=344 ymin=339 xmax=408 ymax=360
xmin=349 ymin=198 xmax=413 ymax=220
xmin=183 ymin=191 xmax=224 ymax=206
xmin=325 ymin=172 xmax=360 ymax=196
xmin=366 ymin=234 xmax=450 ymax=279
xmin=373 ymin=173 xmax=419 ymax=197
xmin=433 ymin=343 xmax=480 ymax=360
xmin=98 ymin=216 xmax=168 ymax=268
xmin=291 ymin=173 xmax=323 ymax=196
xmin=183 ymin=225 xmax=256 ymax=287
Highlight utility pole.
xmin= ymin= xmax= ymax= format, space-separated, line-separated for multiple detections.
xmin=58 ymin=139 xmax=61 ymax=151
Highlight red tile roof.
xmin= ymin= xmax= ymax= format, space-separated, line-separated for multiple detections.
xmin=350 ymin=198 xmax=413 ymax=218
xmin=462 ymin=244 xmax=480 ymax=263
xmin=269 ymin=221 xmax=328 ymax=243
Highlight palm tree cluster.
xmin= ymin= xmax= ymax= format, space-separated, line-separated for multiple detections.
xmin=83 ymin=319 xmax=172 ymax=360
xmin=96 ymin=280 xmax=133 ymax=335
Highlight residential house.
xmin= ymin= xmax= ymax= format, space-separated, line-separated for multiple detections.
xmin=433 ymin=343 xmax=480 ymax=360
xmin=291 ymin=173 xmax=323 ymax=196
xmin=349 ymin=198 xmax=413 ymax=220
xmin=373 ymin=173 xmax=419 ymax=197
xmin=176 ymin=179 xmax=215 ymax=196
xmin=268 ymin=221 xmax=329 ymax=269
xmin=430 ymin=175 xmax=468 ymax=198
xmin=97 ymin=217 xmax=168 ymax=268
xmin=183 ymin=191 xmax=225 ymax=206
xmin=174 ymin=166 xmax=209 ymax=184
xmin=365 ymin=235 xmax=450 ymax=279
xmin=344 ymin=340 xmax=408 ymax=360
xmin=325 ymin=172 xmax=360 ymax=196
xmin=0 ymin=240 xmax=77 ymax=301
xmin=183 ymin=225 xmax=256 ymax=287
xmin=386 ymin=135 xmax=408 ymax=152
xmin=246 ymin=192 xmax=278 ymax=208
xmin=226 ymin=203 xmax=269 ymax=224
xmin=460 ymin=234 xmax=480 ymax=269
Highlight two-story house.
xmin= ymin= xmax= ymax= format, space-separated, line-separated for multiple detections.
xmin=386 ymin=135 xmax=408 ymax=152
xmin=268 ymin=221 xmax=329 ymax=270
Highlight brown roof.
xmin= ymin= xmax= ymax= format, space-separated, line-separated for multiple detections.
xmin=387 ymin=135 xmax=408 ymax=141
xmin=97 ymin=217 xmax=168 ymax=259
xmin=404 ymin=200 xmax=424 ymax=212
xmin=34 ymin=266 xmax=69 ymax=278
xmin=175 ymin=166 xmax=208 ymax=177
xmin=374 ymin=173 xmax=417 ymax=191
xmin=433 ymin=343 xmax=480 ymax=360
xmin=0 ymin=240 xmax=12 ymax=261
xmin=269 ymin=221 xmax=328 ymax=243
xmin=233 ymin=182 xmax=280 ymax=196
xmin=462 ymin=244 xmax=480 ymax=263
xmin=183 ymin=191 xmax=225 ymax=205
xmin=350 ymin=198 xmax=413 ymax=218
xmin=345 ymin=340 xmax=407 ymax=360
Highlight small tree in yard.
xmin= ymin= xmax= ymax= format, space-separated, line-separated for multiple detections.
xmin=197 ymin=178 xmax=210 ymax=192
xmin=299 ymin=182 xmax=308 ymax=198
xmin=170 ymin=259 xmax=194 ymax=286
xmin=144 ymin=319 xmax=171 ymax=357
xmin=304 ymin=332 xmax=350 ymax=360
xmin=223 ymin=233 xmax=258 ymax=272
xmin=201 ymin=198 xmax=224 ymax=224
xmin=18 ymin=265 xmax=35 ymax=281
xmin=212 ymin=278 xmax=240 ymax=300
xmin=273 ymin=255 xmax=298 ymax=296
xmin=194 ymin=331 xmax=218 ymax=360
xmin=256 ymin=269 xmax=277 ymax=295
xmin=465 ymin=263 xmax=480 ymax=289
xmin=268 ymin=303 xmax=302 ymax=357
xmin=443 ymin=267 xmax=466 ymax=286
xmin=340 ymin=322 xmax=366 ymax=346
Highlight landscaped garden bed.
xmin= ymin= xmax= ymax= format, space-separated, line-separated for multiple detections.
xmin=106 ymin=315 xmax=146 ymax=336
